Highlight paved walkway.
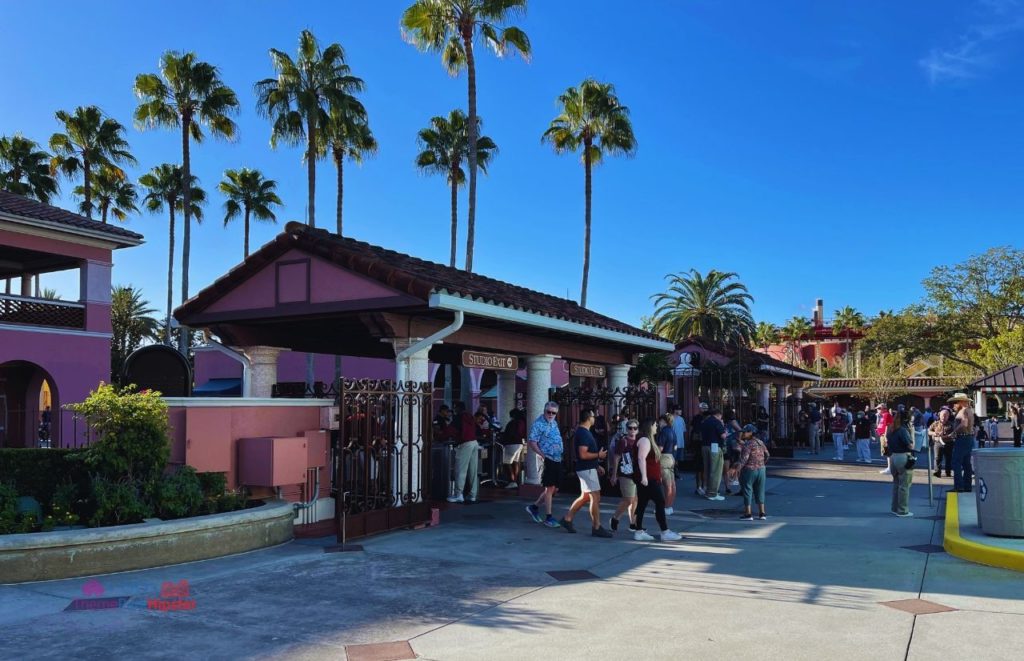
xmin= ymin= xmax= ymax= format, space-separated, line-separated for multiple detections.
xmin=2 ymin=460 xmax=1022 ymax=661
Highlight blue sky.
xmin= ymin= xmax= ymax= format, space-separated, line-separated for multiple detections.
xmin=3 ymin=0 xmax=1022 ymax=328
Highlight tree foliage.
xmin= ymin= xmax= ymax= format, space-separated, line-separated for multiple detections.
xmin=0 ymin=134 xmax=58 ymax=203
xmin=650 ymin=269 xmax=755 ymax=345
xmin=110 ymin=285 xmax=158 ymax=383
xmin=219 ymin=167 xmax=282 ymax=257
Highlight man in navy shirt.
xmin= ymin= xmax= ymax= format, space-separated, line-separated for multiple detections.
xmin=560 ymin=409 xmax=612 ymax=537
xmin=700 ymin=410 xmax=727 ymax=501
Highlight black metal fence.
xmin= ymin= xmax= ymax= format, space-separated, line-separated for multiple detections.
xmin=0 ymin=406 xmax=96 ymax=449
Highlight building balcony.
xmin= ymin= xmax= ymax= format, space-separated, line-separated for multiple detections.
xmin=0 ymin=293 xmax=85 ymax=330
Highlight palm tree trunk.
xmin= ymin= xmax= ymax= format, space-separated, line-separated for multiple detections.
xmin=449 ymin=173 xmax=458 ymax=268
xmin=101 ymin=202 xmax=108 ymax=224
xmin=180 ymin=120 xmax=192 ymax=354
xmin=580 ymin=141 xmax=593 ymax=308
xmin=166 ymin=206 xmax=175 ymax=345
xmin=83 ymin=155 xmax=92 ymax=220
xmin=306 ymin=119 xmax=316 ymax=228
xmin=243 ymin=207 xmax=250 ymax=258
xmin=336 ymin=152 xmax=344 ymax=235
xmin=463 ymin=34 xmax=478 ymax=274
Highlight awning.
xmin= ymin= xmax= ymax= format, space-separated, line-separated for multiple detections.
xmin=193 ymin=378 xmax=242 ymax=397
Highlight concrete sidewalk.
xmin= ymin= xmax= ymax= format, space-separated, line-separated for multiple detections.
xmin=1 ymin=461 xmax=1022 ymax=660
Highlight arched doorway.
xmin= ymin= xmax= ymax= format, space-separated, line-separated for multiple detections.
xmin=0 ymin=360 xmax=59 ymax=448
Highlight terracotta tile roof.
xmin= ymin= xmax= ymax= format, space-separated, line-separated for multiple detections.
xmin=677 ymin=338 xmax=820 ymax=380
xmin=812 ymin=377 xmax=968 ymax=390
xmin=969 ymin=365 xmax=1024 ymax=391
xmin=178 ymin=222 xmax=662 ymax=342
xmin=0 ymin=189 xmax=143 ymax=243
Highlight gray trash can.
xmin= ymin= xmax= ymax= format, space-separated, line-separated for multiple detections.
xmin=973 ymin=447 xmax=1024 ymax=538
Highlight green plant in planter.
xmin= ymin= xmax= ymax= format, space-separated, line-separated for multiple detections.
xmin=69 ymin=384 xmax=171 ymax=511
xmin=90 ymin=477 xmax=150 ymax=527
xmin=216 ymin=488 xmax=249 ymax=514
xmin=156 ymin=466 xmax=204 ymax=519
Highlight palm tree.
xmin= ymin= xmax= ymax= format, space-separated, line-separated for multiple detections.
xmin=219 ymin=168 xmax=283 ymax=258
xmin=650 ymin=269 xmax=755 ymax=344
xmin=781 ymin=316 xmax=814 ymax=366
xmin=134 ymin=51 xmax=239 ymax=351
xmin=753 ymin=321 xmax=780 ymax=353
xmin=543 ymin=79 xmax=636 ymax=308
xmin=40 ymin=288 xmax=60 ymax=300
xmin=324 ymin=111 xmax=377 ymax=235
xmin=415 ymin=110 xmax=498 ymax=267
xmin=74 ymin=166 xmax=138 ymax=223
xmin=0 ymin=134 xmax=59 ymax=203
xmin=49 ymin=106 xmax=136 ymax=219
xmin=139 ymin=164 xmax=206 ymax=345
xmin=255 ymin=29 xmax=365 ymax=231
xmin=402 ymin=0 xmax=530 ymax=273
xmin=110 ymin=285 xmax=159 ymax=383
xmin=832 ymin=305 xmax=866 ymax=376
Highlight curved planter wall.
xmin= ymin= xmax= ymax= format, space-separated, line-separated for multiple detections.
xmin=0 ymin=500 xmax=294 ymax=584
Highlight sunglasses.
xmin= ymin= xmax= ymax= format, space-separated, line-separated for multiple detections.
xmin=626 ymin=425 xmax=638 ymax=430
xmin=545 ymin=410 xmax=558 ymax=415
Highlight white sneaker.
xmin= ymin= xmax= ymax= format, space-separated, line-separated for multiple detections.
xmin=879 ymin=468 xmax=891 ymax=475
xmin=661 ymin=530 xmax=682 ymax=541
xmin=696 ymin=487 xmax=706 ymax=497
xmin=634 ymin=530 xmax=655 ymax=541
xmin=664 ymin=507 xmax=674 ymax=515
xmin=505 ymin=482 xmax=519 ymax=489
xmin=707 ymin=495 xmax=726 ymax=502
xmin=446 ymin=494 xmax=464 ymax=503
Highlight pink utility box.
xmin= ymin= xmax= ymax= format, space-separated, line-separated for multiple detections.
xmin=304 ymin=430 xmax=328 ymax=468
xmin=238 ymin=436 xmax=308 ymax=488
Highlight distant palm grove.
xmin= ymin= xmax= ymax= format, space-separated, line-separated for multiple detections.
xmin=2 ymin=1 xmax=766 ymax=351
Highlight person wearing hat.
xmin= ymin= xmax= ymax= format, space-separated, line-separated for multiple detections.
xmin=948 ymin=393 xmax=976 ymax=492
xmin=735 ymin=423 xmax=770 ymax=520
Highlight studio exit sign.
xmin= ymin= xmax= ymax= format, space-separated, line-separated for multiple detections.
xmin=570 ymin=362 xmax=606 ymax=378
xmin=462 ymin=350 xmax=518 ymax=371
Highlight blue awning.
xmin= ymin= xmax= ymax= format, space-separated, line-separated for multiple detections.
xmin=193 ymin=378 xmax=242 ymax=397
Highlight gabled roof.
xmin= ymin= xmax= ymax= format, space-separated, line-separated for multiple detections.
xmin=0 ymin=189 xmax=143 ymax=244
xmin=178 ymin=222 xmax=663 ymax=344
xmin=969 ymin=365 xmax=1024 ymax=392
xmin=674 ymin=337 xmax=821 ymax=381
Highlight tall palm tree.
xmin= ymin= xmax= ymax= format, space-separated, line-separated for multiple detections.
xmin=255 ymin=29 xmax=365 ymax=231
xmin=74 ymin=166 xmax=138 ymax=223
xmin=324 ymin=111 xmax=377 ymax=235
xmin=219 ymin=168 xmax=282 ymax=258
xmin=543 ymin=79 xmax=636 ymax=308
xmin=139 ymin=164 xmax=206 ymax=345
xmin=753 ymin=321 xmax=780 ymax=353
xmin=110 ymin=285 xmax=159 ymax=383
xmin=0 ymin=134 xmax=59 ymax=203
xmin=781 ymin=316 xmax=814 ymax=366
xmin=415 ymin=110 xmax=498 ymax=268
xmin=134 ymin=51 xmax=239 ymax=351
xmin=650 ymin=269 xmax=755 ymax=344
xmin=832 ymin=305 xmax=866 ymax=376
xmin=49 ymin=106 xmax=135 ymax=219
xmin=402 ymin=0 xmax=530 ymax=273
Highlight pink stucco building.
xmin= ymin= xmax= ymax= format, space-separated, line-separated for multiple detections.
xmin=0 ymin=190 xmax=142 ymax=447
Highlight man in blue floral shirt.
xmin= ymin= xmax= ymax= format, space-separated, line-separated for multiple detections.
xmin=525 ymin=401 xmax=564 ymax=528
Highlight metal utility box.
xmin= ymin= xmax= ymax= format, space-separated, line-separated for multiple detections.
xmin=320 ymin=406 xmax=339 ymax=430
xmin=304 ymin=429 xmax=328 ymax=468
xmin=974 ymin=447 xmax=1024 ymax=538
xmin=238 ymin=436 xmax=308 ymax=488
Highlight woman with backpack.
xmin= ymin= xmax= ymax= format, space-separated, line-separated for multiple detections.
xmin=735 ymin=424 xmax=770 ymax=521
xmin=608 ymin=418 xmax=639 ymax=534
xmin=633 ymin=418 xmax=682 ymax=541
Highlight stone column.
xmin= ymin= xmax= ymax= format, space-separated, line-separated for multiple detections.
xmin=524 ymin=354 xmax=557 ymax=484
xmin=497 ymin=370 xmax=518 ymax=424
xmin=758 ymin=382 xmax=771 ymax=410
xmin=242 ymin=346 xmax=283 ymax=398
xmin=388 ymin=338 xmax=433 ymax=505
xmin=775 ymin=383 xmax=788 ymax=440
xmin=975 ymin=391 xmax=987 ymax=417
xmin=607 ymin=364 xmax=631 ymax=416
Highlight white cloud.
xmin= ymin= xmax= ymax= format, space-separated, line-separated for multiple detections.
xmin=920 ymin=2 xmax=1024 ymax=84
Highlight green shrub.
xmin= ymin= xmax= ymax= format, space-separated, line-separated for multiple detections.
xmin=215 ymin=489 xmax=249 ymax=514
xmin=156 ymin=466 xmax=204 ymax=520
xmin=90 ymin=477 xmax=150 ymax=527
xmin=197 ymin=471 xmax=227 ymax=499
xmin=0 ymin=449 xmax=90 ymax=507
xmin=69 ymin=384 xmax=170 ymax=509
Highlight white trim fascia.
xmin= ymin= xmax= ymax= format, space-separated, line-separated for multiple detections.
xmin=758 ymin=363 xmax=822 ymax=382
xmin=0 ymin=214 xmax=143 ymax=249
xmin=162 ymin=397 xmax=335 ymax=408
xmin=0 ymin=322 xmax=111 ymax=339
xmin=429 ymin=291 xmax=674 ymax=352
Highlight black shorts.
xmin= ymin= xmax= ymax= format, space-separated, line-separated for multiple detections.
xmin=542 ymin=457 xmax=564 ymax=488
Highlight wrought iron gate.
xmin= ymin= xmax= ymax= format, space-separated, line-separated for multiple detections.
xmin=332 ymin=379 xmax=432 ymax=540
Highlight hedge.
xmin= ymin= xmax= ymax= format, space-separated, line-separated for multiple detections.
xmin=0 ymin=449 xmax=91 ymax=506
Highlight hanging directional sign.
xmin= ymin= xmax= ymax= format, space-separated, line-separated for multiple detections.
xmin=462 ymin=350 xmax=518 ymax=371
xmin=570 ymin=362 xmax=607 ymax=378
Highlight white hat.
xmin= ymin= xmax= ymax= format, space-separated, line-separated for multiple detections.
xmin=947 ymin=392 xmax=972 ymax=404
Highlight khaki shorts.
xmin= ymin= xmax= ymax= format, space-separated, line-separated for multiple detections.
xmin=618 ymin=476 xmax=637 ymax=498
xmin=502 ymin=442 xmax=525 ymax=464
xmin=661 ymin=466 xmax=675 ymax=485
xmin=577 ymin=468 xmax=601 ymax=493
